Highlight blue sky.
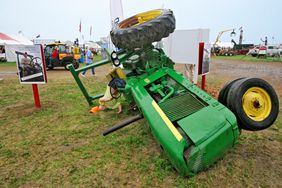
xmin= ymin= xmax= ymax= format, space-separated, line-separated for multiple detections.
xmin=1 ymin=0 xmax=281 ymax=44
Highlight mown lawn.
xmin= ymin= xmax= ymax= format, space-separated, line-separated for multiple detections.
xmin=0 ymin=61 xmax=16 ymax=67
xmin=0 ymin=60 xmax=281 ymax=187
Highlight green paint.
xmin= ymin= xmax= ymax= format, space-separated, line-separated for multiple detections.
xmin=69 ymin=46 xmax=239 ymax=176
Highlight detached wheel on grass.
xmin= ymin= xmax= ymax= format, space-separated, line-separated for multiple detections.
xmin=226 ymin=78 xmax=279 ymax=131
xmin=218 ymin=77 xmax=245 ymax=106
xmin=110 ymin=9 xmax=175 ymax=50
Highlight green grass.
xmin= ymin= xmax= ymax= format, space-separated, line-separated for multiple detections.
xmin=0 ymin=61 xmax=16 ymax=67
xmin=0 ymin=61 xmax=281 ymax=187
xmin=213 ymin=55 xmax=282 ymax=62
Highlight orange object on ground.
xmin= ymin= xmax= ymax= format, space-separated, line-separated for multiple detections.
xmin=89 ymin=106 xmax=100 ymax=113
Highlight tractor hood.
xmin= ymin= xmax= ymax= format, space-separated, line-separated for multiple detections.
xmin=177 ymin=107 xmax=226 ymax=146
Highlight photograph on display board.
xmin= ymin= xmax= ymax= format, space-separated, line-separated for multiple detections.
xmin=15 ymin=45 xmax=46 ymax=84
xmin=202 ymin=43 xmax=211 ymax=75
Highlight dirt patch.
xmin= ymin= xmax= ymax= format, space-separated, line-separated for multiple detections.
xmin=0 ymin=102 xmax=37 ymax=118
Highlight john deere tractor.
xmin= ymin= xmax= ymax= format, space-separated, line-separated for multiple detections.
xmin=44 ymin=42 xmax=80 ymax=70
xmin=68 ymin=9 xmax=279 ymax=176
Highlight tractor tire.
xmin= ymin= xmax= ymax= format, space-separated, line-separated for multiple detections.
xmin=110 ymin=9 xmax=175 ymax=50
xmin=46 ymin=57 xmax=54 ymax=70
xmin=73 ymin=60 xmax=79 ymax=69
xmin=218 ymin=77 xmax=245 ymax=106
xmin=47 ymin=64 xmax=54 ymax=70
xmin=64 ymin=59 xmax=79 ymax=70
xmin=226 ymin=78 xmax=279 ymax=131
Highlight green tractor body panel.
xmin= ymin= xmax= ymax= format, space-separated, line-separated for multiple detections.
xmin=68 ymin=47 xmax=240 ymax=176
xmin=125 ymin=65 xmax=239 ymax=176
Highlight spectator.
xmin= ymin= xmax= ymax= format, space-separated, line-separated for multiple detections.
xmin=81 ymin=47 xmax=95 ymax=77
xmin=90 ymin=78 xmax=125 ymax=114
xmin=49 ymin=47 xmax=58 ymax=67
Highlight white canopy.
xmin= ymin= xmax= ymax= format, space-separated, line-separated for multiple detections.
xmin=84 ymin=41 xmax=102 ymax=49
xmin=0 ymin=32 xmax=33 ymax=61
xmin=0 ymin=32 xmax=33 ymax=45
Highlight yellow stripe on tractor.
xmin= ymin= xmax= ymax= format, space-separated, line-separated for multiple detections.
xmin=152 ymin=100 xmax=183 ymax=142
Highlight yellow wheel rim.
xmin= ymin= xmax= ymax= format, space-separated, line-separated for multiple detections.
xmin=119 ymin=9 xmax=162 ymax=28
xmin=242 ymin=87 xmax=272 ymax=121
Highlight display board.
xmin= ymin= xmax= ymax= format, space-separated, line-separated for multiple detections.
xmin=15 ymin=45 xmax=47 ymax=84
xmin=163 ymin=29 xmax=210 ymax=83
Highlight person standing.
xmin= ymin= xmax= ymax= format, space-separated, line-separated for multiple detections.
xmin=49 ymin=47 xmax=58 ymax=67
xmin=81 ymin=47 xmax=95 ymax=77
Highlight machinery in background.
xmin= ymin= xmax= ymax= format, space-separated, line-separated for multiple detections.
xmin=44 ymin=42 xmax=80 ymax=70
xmin=214 ymin=27 xmax=254 ymax=56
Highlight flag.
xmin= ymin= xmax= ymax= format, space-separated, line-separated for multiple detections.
xmin=90 ymin=26 xmax=92 ymax=36
xmin=79 ymin=20 xmax=81 ymax=33
xmin=110 ymin=0 xmax=124 ymax=27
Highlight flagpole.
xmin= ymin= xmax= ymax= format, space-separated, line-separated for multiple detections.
xmin=79 ymin=19 xmax=82 ymax=47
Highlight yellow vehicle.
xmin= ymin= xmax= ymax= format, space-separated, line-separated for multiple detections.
xmin=44 ymin=42 xmax=80 ymax=70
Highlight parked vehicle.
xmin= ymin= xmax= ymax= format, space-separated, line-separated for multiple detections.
xmin=249 ymin=45 xmax=282 ymax=57
xmin=248 ymin=46 xmax=260 ymax=57
xmin=266 ymin=45 xmax=282 ymax=57
xmin=44 ymin=43 xmax=80 ymax=70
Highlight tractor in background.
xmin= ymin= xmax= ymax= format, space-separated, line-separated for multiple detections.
xmin=44 ymin=42 xmax=80 ymax=70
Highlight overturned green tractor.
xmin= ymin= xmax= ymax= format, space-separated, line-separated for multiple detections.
xmin=68 ymin=9 xmax=279 ymax=176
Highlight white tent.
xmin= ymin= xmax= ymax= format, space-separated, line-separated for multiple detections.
xmin=84 ymin=41 xmax=102 ymax=50
xmin=0 ymin=32 xmax=33 ymax=61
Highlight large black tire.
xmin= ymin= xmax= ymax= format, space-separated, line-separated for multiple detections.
xmin=110 ymin=9 xmax=175 ymax=50
xmin=218 ymin=77 xmax=245 ymax=106
xmin=64 ymin=60 xmax=79 ymax=70
xmin=73 ymin=60 xmax=79 ymax=69
xmin=226 ymin=78 xmax=279 ymax=131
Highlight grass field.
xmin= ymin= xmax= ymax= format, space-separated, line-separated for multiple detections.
xmin=213 ymin=55 xmax=282 ymax=62
xmin=0 ymin=61 xmax=16 ymax=67
xmin=0 ymin=57 xmax=281 ymax=187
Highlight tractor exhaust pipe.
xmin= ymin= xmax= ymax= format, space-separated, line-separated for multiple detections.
xmin=102 ymin=114 xmax=143 ymax=136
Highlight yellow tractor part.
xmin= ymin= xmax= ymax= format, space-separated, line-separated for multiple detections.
xmin=73 ymin=54 xmax=81 ymax=60
xmin=242 ymin=87 xmax=272 ymax=121
xmin=119 ymin=9 xmax=162 ymax=28
xmin=59 ymin=53 xmax=67 ymax=60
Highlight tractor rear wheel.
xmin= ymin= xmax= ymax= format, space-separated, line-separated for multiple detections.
xmin=110 ymin=9 xmax=175 ymax=50
xmin=64 ymin=60 xmax=79 ymax=70
xmin=73 ymin=60 xmax=79 ymax=69
xmin=226 ymin=78 xmax=279 ymax=131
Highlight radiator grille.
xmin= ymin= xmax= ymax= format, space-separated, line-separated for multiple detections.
xmin=159 ymin=93 xmax=206 ymax=122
